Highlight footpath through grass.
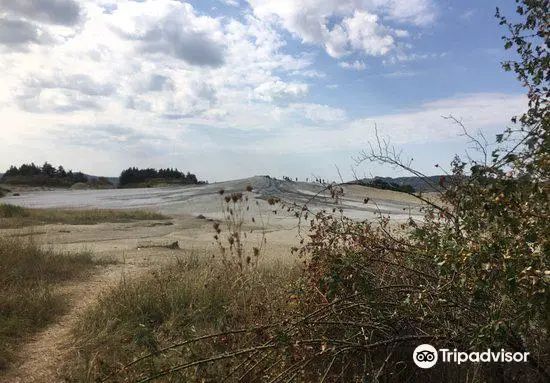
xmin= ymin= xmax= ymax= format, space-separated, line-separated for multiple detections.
xmin=62 ymin=256 xmax=301 ymax=381
xmin=0 ymin=203 xmax=168 ymax=229
xmin=0 ymin=236 xmax=109 ymax=371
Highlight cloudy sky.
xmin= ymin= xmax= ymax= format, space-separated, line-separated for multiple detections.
xmin=0 ymin=0 xmax=526 ymax=181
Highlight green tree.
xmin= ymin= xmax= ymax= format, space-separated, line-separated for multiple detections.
xmin=41 ymin=162 xmax=56 ymax=177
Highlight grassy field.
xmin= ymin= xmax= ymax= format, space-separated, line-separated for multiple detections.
xmin=0 ymin=236 xmax=109 ymax=371
xmin=0 ymin=203 xmax=168 ymax=229
xmin=0 ymin=204 xmax=171 ymax=373
xmin=62 ymin=256 xmax=301 ymax=381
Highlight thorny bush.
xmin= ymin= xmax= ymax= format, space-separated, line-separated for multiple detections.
xmin=213 ymin=185 xmax=270 ymax=272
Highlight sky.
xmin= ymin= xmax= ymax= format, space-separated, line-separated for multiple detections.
xmin=0 ymin=0 xmax=528 ymax=182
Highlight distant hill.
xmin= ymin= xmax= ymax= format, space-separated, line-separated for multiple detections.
xmin=86 ymin=175 xmax=119 ymax=187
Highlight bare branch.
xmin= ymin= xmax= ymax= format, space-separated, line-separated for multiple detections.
xmin=335 ymin=164 xmax=345 ymax=184
xmin=443 ymin=114 xmax=488 ymax=166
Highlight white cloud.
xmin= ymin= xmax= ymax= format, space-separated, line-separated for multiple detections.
xmin=28 ymin=73 xmax=116 ymax=96
xmin=111 ymin=1 xmax=227 ymax=67
xmin=324 ymin=24 xmax=349 ymax=58
xmin=383 ymin=51 xmax=446 ymax=65
xmin=0 ymin=0 xmax=527 ymax=182
xmin=273 ymin=103 xmax=347 ymax=124
xmin=383 ymin=0 xmax=436 ymax=26
xmin=393 ymin=29 xmax=410 ymax=38
xmin=238 ymin=93 xmax=527 ymax=154
xmin=460 ymin=10 xmax=475 ymax=21
xmin=0 ymin=0 xmax=329 ymax=181
xmin=0 ymin=0 xmax=315 ymax=124
xmin=222 ymin=0 xmax=240 ymax=7
xmin=0 ymin=18 xmax=54 ymax=48
xmin=253 ymin=80 xmax=309 ymax=102
xmin=290 ymin=69 xmax=326 ymax=78
xmin=339 ymin=60 xmax=367 ymax=70
xmin=383 ymin=70 xmax=418 ymax=78
xmin=247 ymin=0 xmax=436 ymax=58
xmin=343 ymin=11 xmax=394 ymax=56
xmin=1 ymin=0 xmax=82 ymax=26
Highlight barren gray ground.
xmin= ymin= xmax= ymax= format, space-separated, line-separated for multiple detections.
xmin=2 ymin=176 xmax=424 ymax=222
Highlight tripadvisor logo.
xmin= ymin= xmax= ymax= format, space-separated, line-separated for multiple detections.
xmin=413 ymin=344 xmax=530 ymax=369
xmin=413 ymin=344 xmax=438 ymax=368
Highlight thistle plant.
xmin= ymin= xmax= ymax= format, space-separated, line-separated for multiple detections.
xmin=213 ymin=185 xmax=270 ymax=272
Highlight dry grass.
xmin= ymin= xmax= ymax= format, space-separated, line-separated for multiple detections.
xmin=0 ymin=204 xmax=168 ymax=229
xmin=0 ymin=236 xmax=106 ymax=371
xmin=62 ymin=255 xmax=301 ymax=382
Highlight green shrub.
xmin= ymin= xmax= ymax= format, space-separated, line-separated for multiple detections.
xmin=0 ymin=204 xmax=28 ymax=218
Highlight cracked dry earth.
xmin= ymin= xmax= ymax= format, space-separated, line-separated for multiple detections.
xmin=1 ymin=214 xmax=298 ymax=382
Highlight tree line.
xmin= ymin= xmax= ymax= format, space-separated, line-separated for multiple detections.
xmin=2 ymin=162 xmax=88 ymax=186
xmin=349 ymin=177 xmax=416 ymax=193
xmin=1 ymin=163 xmax=205 ymax=188
xmin=118 ymin=167 xmax=202 ymax=186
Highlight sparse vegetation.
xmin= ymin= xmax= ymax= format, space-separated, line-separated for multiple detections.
xmin=213 ymin=186 xmax=267 ymax=272
xmin=62 ymin=255 xmax=300 ymax=381
xmin=352 ymin=176 xmax=417 ymax=193
xmin=0 ymin=204 xmax=168 ymax=228
xmin=0 ymin=236 xmax=99 ymax=371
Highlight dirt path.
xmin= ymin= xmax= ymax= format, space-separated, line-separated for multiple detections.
xmin=0 ymin=216 xmax=298 ymax=382
xmin=0 ymin=262 xmax=139 ymax=383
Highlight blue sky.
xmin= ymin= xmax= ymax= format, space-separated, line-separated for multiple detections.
xmin=0 ymin=0 xmax=527 ymax=182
